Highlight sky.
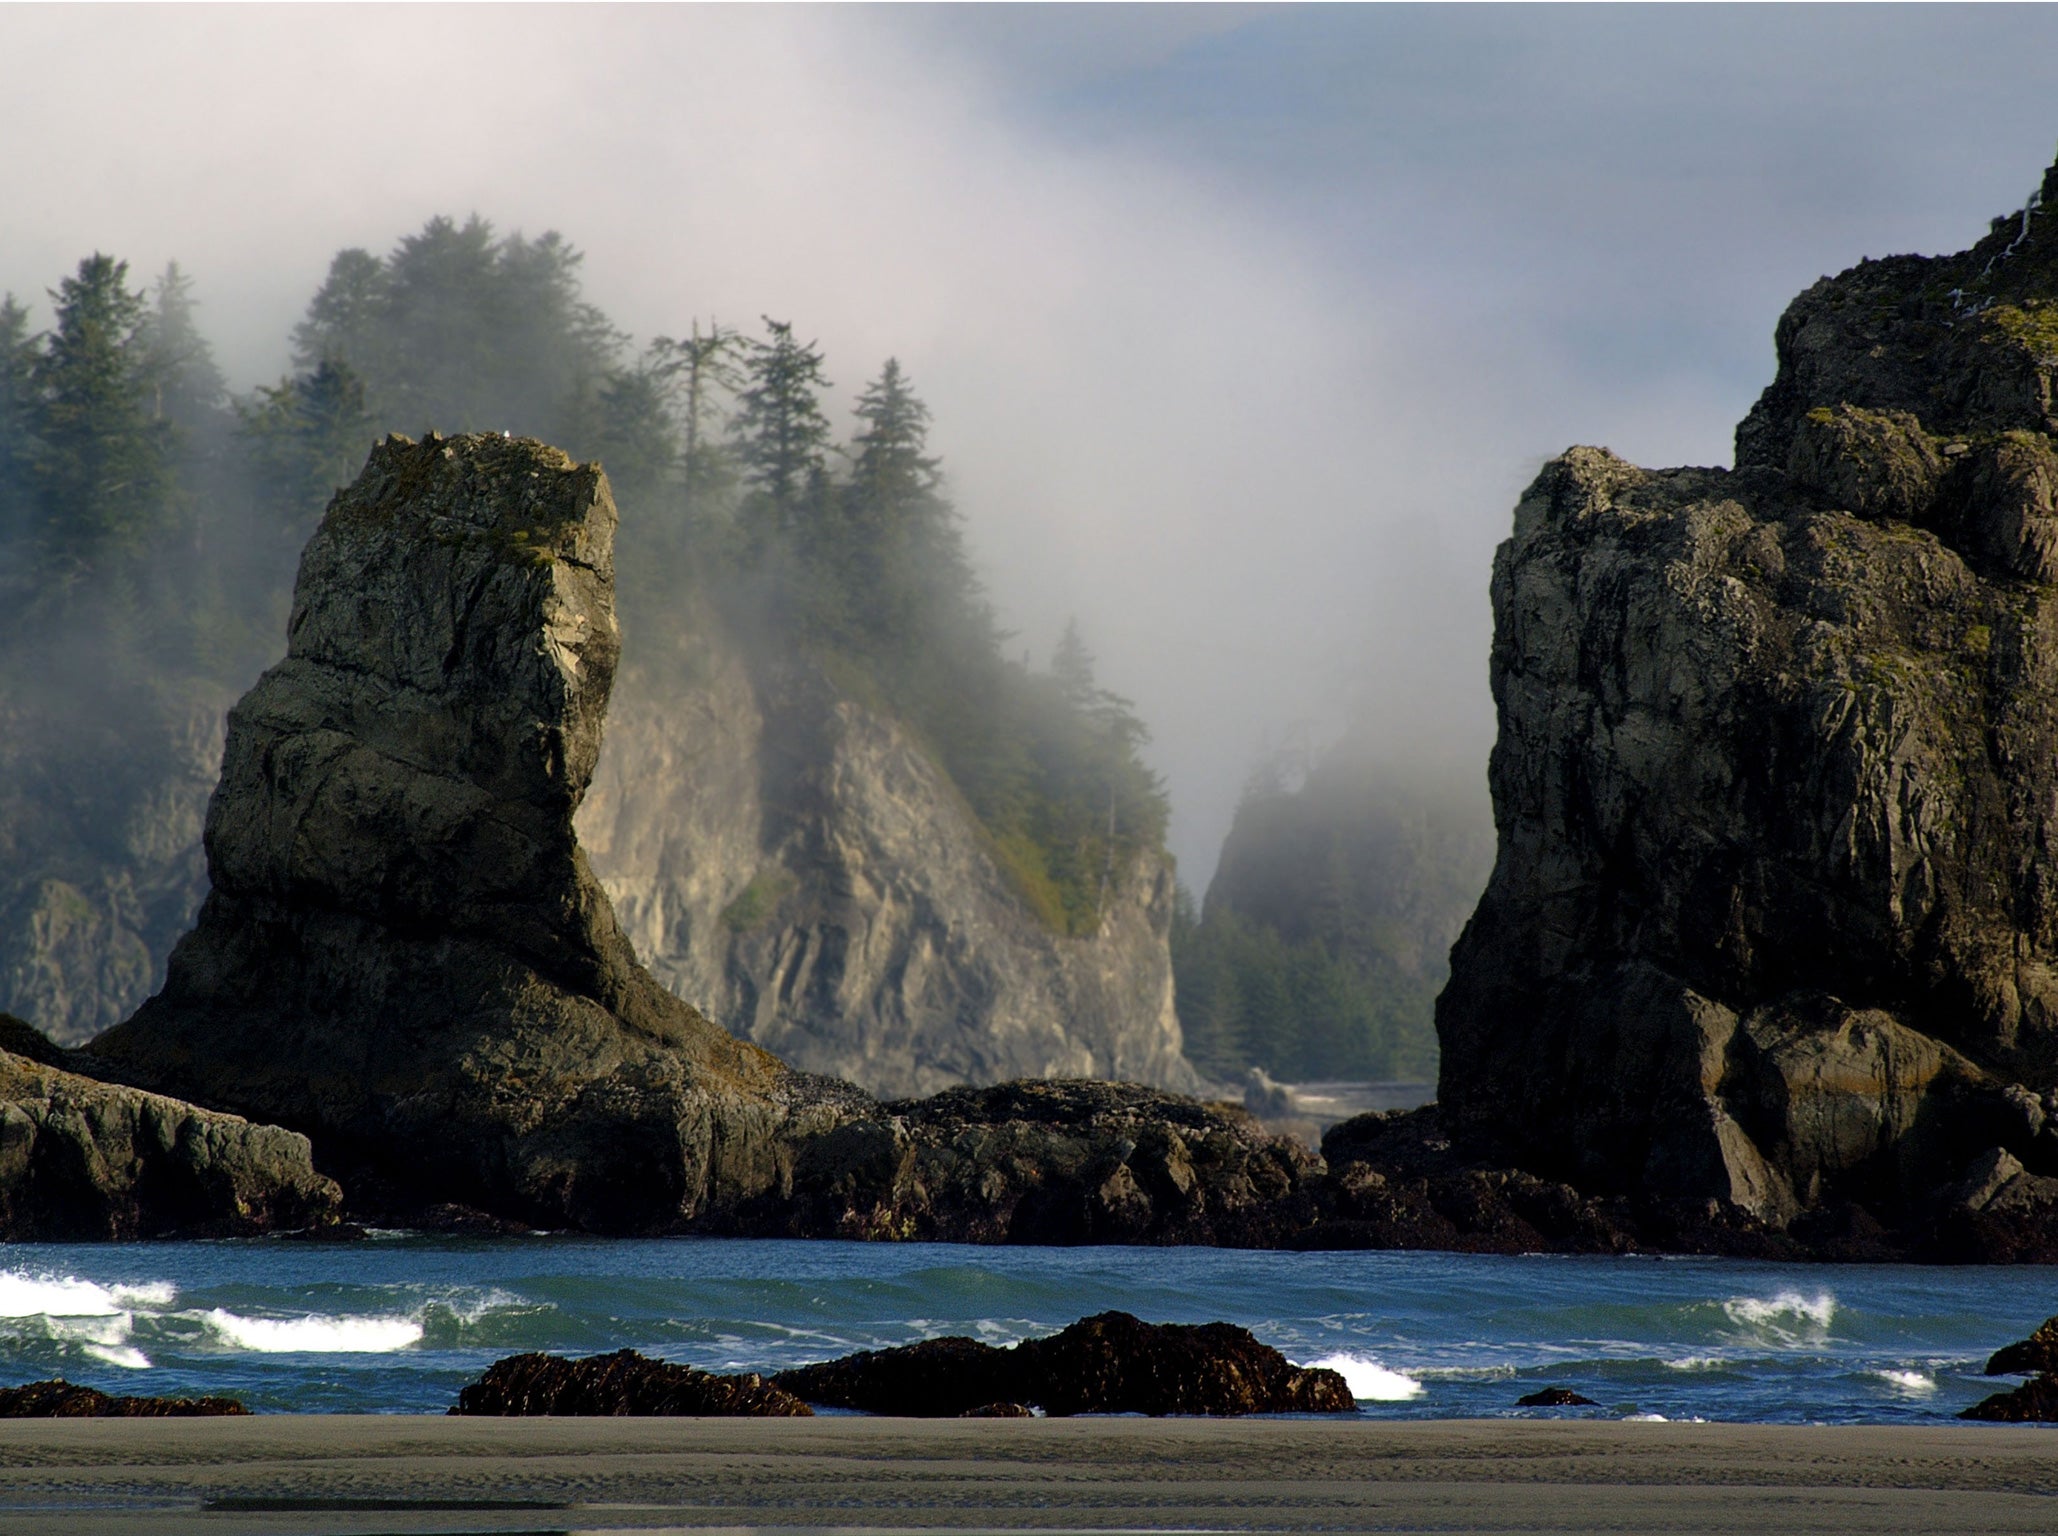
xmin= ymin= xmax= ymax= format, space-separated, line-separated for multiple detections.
xmin=5 ymin=4 xmax=2057 ymax=883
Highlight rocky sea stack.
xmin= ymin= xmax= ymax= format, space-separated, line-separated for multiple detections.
xmin=81 ymin=432 xmax=1312 ymax=1238
xmin=87 ymin=433 xmax=854 ymax=1230
xmin=1437 ymin=153 xmax=2058 ymax=1250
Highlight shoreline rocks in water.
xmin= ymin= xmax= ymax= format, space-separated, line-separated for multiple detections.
xmin=0 ymin=1380 xmax=247 ymax=1417
xmin=1961 ymin=1313 xmax=2058 ymax=1421
xmin=771 ymin=1310 xmax=1356 ymax=1417
xmin=1434 ymin=149 xmax=2058 ymax=1254
xmin=452 ymin=1350 xmax=811 ymax=1417
xmin=0 ymin=1015 xmax=338 ymax=1240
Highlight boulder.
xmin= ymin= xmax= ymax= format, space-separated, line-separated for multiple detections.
xmin=0 ymin=1380 xmax=246 ymax=1417
xmin=772 ymin=1310 xmax=1355 ymax=1417
xmin=1517 ymin=1387 xmax=1597 ymax=1408
xmin=1438 ymin=149 xmax=2058 ymax=1243
xmin=451 ymin=1349 xmax=811 ymax=1417
xmin=1985 ymin=1313 xmax=2058 ymax=1377
xmin=0 ymin=1042 xmax=338 ymax=1239
xmin=1961 ymin=1376 xmax=2058 ymax=1423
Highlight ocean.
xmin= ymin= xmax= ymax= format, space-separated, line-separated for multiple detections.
xmin=0 ymin=1237 xmax=2045 ymax=1423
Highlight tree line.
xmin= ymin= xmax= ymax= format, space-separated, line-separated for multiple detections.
xmin=0 ymin=216 xmax=1167 ymax=936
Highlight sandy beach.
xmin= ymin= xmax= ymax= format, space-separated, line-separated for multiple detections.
xmin=0 ymin=1415 xmax=2052 ymax=1534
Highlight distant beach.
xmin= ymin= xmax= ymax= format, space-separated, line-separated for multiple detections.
xmin=1 ymin=1416 xmax=2054 ymax=1534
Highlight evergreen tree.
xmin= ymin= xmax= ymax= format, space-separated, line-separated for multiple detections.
xmin=138 ymin=263 xmax=226 ymax=440
xmin=238 ymin=356 xmax=371 ymax=532
xmin=291 ymin=247 xmax=389 ymax=375
xmin=0 ymin=295 xmax=39 ymax=552
xmin=29 ymin=255 xmax=171 ymax=575
xmin=653 ymin=319 xmax=741 ymax=520
xmin=592 ymin=358 xmax=678 ymax=522
xmin=732 ymin=317 xmax=832 ymax=534
xmin=1050 ymin=619 xmax=1099 ymax=708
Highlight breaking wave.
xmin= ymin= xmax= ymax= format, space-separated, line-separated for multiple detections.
xmin=1305 ymin=1352 xmax=1425 ymax=1401
xmin=1721 ymin=1290 xmax=1837 ymax=1346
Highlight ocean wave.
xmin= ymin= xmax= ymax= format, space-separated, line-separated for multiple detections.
xmin=1871 ymin=1369 xmax=1937 ymax=1396
xmin=1721 ymin=1290 xmax=1836 ymax=1345
xmin=1306 ymin=1352 xmax=1424 ymax=1401
xmin=0 ymin=1272 xmax=173 ymax=1318
xmin=198 ymin=1309 xmax=424 ymax=1354
xmin=1664 ymin=1355 xmax=1728 ymax=1371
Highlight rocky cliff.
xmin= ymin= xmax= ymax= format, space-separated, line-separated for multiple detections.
xmin=580 ymin=639 xmax=1195 ymax=1100
xmin=0 ymin=679 xmax=224 ymax=1044
xmin=81 ymin=433 xmax=1294 ymax=1238
xmin=1438 ymin=153 xmax=2058 ymax=1238
xmin=87 ymin=433 xmax=856 ymax=1230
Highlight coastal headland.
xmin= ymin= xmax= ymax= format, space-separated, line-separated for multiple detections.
xmin=0 ymin=1416 xmax=2053 ymax=1534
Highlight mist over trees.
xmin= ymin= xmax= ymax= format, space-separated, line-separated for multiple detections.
xmin=0 ymin=215 xmax=1168 ymax=942
xmin=1173 ymin=742 xmax=1493 ymax=1083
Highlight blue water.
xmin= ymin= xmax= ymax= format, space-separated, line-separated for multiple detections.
xmin=0 ymin=1237 xmax=2046 ymax=1422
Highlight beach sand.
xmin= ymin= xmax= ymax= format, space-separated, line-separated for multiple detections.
xmin=0 ymin=1415 xmax=2054 ymax=1534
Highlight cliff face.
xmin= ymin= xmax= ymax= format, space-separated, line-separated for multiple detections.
xmin=1439 ymin=156 xmax=2058 ymax=1230
xmin=88 ymin=434 xmax=848 ymax=1231
xmin=80 ymin=433 xmax=1284 ymax=1239
xmin=0 ymin=681 xmax=223 ymax=1044
xmin=579 ymin=630 xmax=1197 ymax=1100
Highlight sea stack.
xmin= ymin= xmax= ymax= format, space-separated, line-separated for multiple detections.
xmin=88 ymin=433 xmax=849 ymax=1230
xmin=1438 ymin=154 xmax=2058 ymax=1241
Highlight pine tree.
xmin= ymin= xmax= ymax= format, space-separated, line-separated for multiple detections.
xmin=29 ymin=255 xmax=171 ymax=575
xmin=592 ymin=360 xmax=678 ymax=521
xmin=0 ymin=295 xmax=39 ymax=552
xmin=653 ymin=319 xmax=742 ymax=520
xmin=239 ymin=356 xmax=372 ymax=531
xmin=732 ymin=317 xmax=832 ymax=534
xmin=138 ymin=262 xmax=226 ymax=440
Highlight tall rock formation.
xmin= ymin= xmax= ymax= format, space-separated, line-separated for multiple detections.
xmin=87 ymin=433 xmax=851 ymax=1229
xmin=580 ymin=644 xmax=1196 ymax=1100
xmin=84 ymin=432 xmax=1295 ymax=1239
xmin=1438 ymin=154 xmax=2058 ymax=1232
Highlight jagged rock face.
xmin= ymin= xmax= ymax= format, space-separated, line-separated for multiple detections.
xmin=88 ymin=434 xmax=837 ymax=1231
xmin=580 ymin=640 xmax=1197 ymax=1099
xmin=1439 ymin=157 xmax=2058 ymax=1228
xmin=0 ymin=684 xmax=223 ymax=1044
xmin=0 ymin=1020 xmax=338 ymax=1239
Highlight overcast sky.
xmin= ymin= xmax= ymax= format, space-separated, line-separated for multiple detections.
xmin=6 ymin=4 xmax=2057 ymax=882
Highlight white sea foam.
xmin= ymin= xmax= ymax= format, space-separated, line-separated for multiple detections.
xmin=82 ymin=1344 xmax=152 ymax=1369
xmin=200 ymin=1310 xmax=423 ymax=1354
xmin=1872 ymin=1369 xmax=1937 ymax=1396
xmin=1722 ymin=1290 xmax=1837 ymax=1345
xmin=1306 ymin=1353 xmax=1424 ymax=1401
xmin=1665 ymin=1356 xmax=1725 ymax=1372
xmin=0 ymin=1272 xmax=172 ymax=1318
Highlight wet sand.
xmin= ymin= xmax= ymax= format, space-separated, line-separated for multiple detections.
xmin=0 ymin=1414 xmax=2053 ymax=1534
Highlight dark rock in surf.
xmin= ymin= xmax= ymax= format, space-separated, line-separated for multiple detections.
xmin=451 ymin=1348 xmax=812 ymax=1417
xmin=1984 ymin=1313 xmax=2058 ymax=1376
xmin=0 ymin=1039 xmax=338 ymax=1239
xmin=1517 ymin=1386 xmax=1597 ymax=1407
xmin=1962 ymin=1375 xmax=2058 ymax=1422
xmin=773 ymin=1309 xmax=1355 ymax=1417
xmin=0 ymin=1380 xmax=247 ymax=1417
